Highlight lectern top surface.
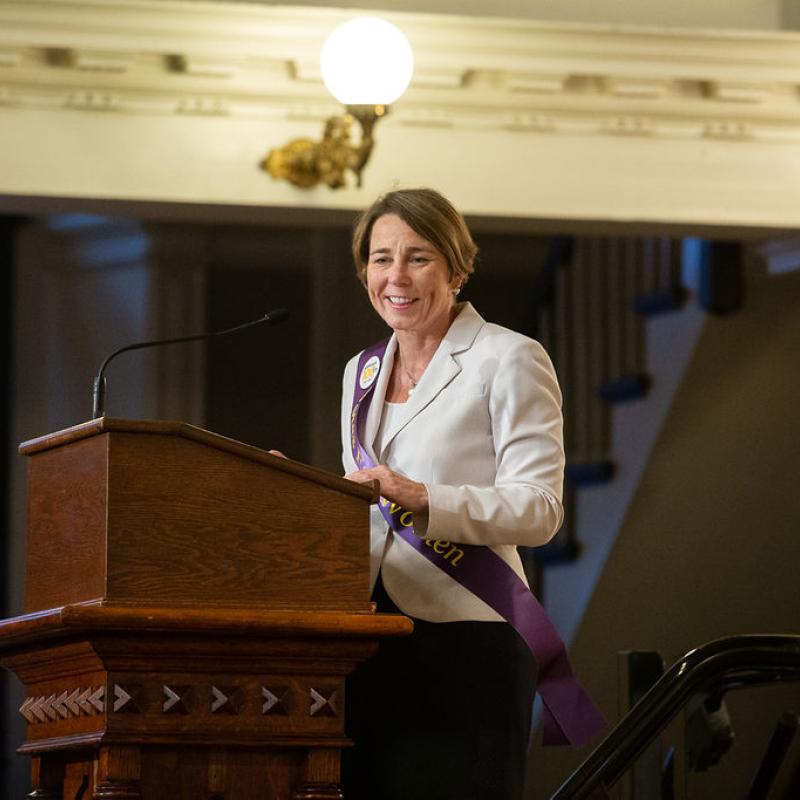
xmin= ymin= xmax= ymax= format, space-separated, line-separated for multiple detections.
xmin=19 ymin=417 xmax=377 ymax=502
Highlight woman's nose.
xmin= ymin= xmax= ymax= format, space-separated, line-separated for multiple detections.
xmin=387 ymin=260 xmax=411 ymax=283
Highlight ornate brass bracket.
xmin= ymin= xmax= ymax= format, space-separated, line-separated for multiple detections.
xmin=261 ymin=104 xmax=386 ymax=190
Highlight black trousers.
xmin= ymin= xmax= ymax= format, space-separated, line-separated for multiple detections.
xmin=342 ymin=574 xmax=537 ymax=800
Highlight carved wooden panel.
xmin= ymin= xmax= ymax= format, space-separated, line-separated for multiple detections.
xmin=100 ymin=676 xmax=344 ymax=740
xmin=18 ymin=674 xmax=347 ymax=750
xmin=2 ymin=576 xmax=412 ymax=799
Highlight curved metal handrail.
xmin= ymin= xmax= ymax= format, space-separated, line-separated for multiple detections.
xmin=549 ymin=634 xmax=800 ymax=800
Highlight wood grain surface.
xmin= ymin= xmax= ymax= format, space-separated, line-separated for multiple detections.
xmin=23 ymin=420 xmax=378 ymax=614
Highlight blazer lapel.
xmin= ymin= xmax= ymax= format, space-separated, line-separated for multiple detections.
xmin=379 ymin=303 xmax=485 ymax=455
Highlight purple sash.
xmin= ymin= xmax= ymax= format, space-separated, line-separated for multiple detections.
xmin=350 ymin=339 xmax=606 ymax=747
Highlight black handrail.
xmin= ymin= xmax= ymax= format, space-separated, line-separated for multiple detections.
xmin=549 ymin=635 xmax=800 ymax=800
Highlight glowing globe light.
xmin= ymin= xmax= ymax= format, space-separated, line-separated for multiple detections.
xmin=320 ymin=17 xmax=414 ymax=106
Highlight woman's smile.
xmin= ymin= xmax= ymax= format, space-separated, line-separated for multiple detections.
xmin=386 ymin=295 xmax=416 ymax=308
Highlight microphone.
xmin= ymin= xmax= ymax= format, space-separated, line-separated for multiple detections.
xmin=92 ymin=307 xmax=290 ymax=419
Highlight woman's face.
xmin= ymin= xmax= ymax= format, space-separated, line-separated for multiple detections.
xmin=366 ymin=214 xmax=459 ymax=338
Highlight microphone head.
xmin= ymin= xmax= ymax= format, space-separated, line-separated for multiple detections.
xmin=266 ymin=308 xmax=290 ymax=324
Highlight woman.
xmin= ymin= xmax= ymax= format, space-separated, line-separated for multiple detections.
xmin=340 ymin=188 xmax=597 ymax=800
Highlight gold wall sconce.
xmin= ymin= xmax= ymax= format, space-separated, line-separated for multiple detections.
xmin=261 ymin=17 xmax=414 ymax=190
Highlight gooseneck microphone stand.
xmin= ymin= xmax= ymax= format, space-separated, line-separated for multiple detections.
xmin=91 ymin=308 xmax=290 ymax=419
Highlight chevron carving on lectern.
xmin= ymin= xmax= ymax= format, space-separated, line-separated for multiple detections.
xmin=113 ymin=684 xmax=141 ymax=713
xmin=211 ymin=685 xmax=240 ymax=715
xmin=309 ymin=687 xmax=337 ymax=717
xmin=261 ymin=686 xmax=288 ymax=715
xmin=162 ymin=685 xmax=191 ymax=714
xmin=19 ymin=685 xmax=105 ymax=724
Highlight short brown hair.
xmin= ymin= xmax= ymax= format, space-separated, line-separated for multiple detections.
xmin=352 ymin=188 xmax=478 ymax=287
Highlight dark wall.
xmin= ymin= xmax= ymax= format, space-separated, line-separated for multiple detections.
xmin=205 ymin=265 xmax=312 ymax=458
xmin=0 ymin=217 xmax=18 ymax=796
xmin=464 ymin=232 xmax=549 ymax=337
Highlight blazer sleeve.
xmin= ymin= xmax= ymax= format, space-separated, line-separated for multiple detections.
xmin=422 ymin=338 xmax=565 ymax=548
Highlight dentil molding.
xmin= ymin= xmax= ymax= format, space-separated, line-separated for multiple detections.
xmin=1 ymin=0 xmax=800 ymax=144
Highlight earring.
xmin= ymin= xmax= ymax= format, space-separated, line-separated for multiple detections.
xmin=453 ymin=286 xmax=461 ymax=296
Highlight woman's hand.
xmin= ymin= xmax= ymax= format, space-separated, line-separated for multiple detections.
xmin=345 ymin=465 xmax=429 ymax=513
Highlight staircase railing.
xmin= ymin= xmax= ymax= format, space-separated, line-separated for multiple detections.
xmin=549 ymin=635 xmax=800 ymax=799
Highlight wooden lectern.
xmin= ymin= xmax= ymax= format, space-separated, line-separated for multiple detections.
xmin=0 ymin=418 xmax=412 ymax=799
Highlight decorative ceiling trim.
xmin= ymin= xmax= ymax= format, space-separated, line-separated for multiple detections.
xmin=1 ymin=0 xmax=799 ymax=144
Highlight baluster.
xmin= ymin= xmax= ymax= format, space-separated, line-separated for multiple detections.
xmin=588 ymin=239 xmax=609 ymax=461
xmin=572 ymin=240 xmax=590 ymax=462
xmin=607 ymin=238 xmax=624 ymax=381
xmin=622 ymin=238 xmax=640 ymax=377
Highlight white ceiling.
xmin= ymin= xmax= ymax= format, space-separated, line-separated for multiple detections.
xmin=172 ymin=0 xmax=794 ymax=31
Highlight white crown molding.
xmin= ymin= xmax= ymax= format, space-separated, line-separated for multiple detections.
xmin=1 ymin=0 xmax=800 ymax=144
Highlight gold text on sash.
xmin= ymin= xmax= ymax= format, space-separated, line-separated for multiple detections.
xmin=378 ymin=499 xmax=464 ymax=567
xmin=424 ymin=538 xmax=464 ymax=567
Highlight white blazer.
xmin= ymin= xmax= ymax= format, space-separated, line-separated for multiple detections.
xmin=340 ymin=302 xmax=565 ymax=623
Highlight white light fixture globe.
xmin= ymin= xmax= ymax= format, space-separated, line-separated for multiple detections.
xmin=320 ymin=17 xmax=414 ymax=106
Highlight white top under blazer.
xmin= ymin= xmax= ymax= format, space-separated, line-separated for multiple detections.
xmin=340 ymin=302 xmax=565 ymax=623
